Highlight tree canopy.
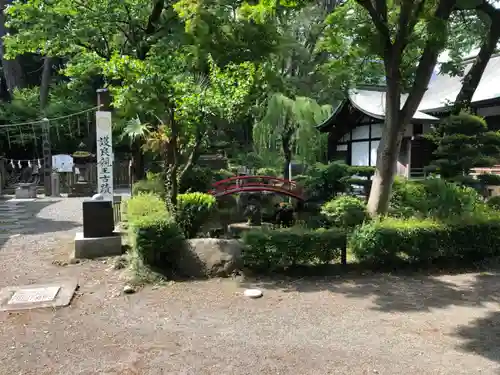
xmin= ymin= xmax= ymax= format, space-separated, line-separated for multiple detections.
xmin=0 ymin=0 xmax=498 ymax=212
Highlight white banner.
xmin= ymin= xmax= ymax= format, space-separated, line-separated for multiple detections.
xmin=96 ymin=111 xmax=113 ymax=201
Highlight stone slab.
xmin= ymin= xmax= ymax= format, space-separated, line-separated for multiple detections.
xmin=15 ymin=185 xmax=37 ymax=199
xmin=0 ymin=279 xmax=78 ymax=312
xmin=8 ymin=286 xmax=60 ymax=304
xmin=7 ymin=198 xmax=36 ymax=202
xmin=73 ymin=231 xmax=123 ymax=259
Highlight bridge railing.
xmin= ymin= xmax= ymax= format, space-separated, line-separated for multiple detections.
xmin=210 ymin=175 xmax=303 ymax=197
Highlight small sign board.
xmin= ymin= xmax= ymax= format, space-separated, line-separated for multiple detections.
xmin=52 ymin=154 xmax=74 ymax=173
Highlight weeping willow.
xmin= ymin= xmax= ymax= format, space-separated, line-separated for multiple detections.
xmin=253 ymin=93 xmax=331 ymax=166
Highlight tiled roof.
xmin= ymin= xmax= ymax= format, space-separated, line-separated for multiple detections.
xmin=349 ymin=89 xmax=438 ymax=121
xmin=418 ymin=54 xmax=500 ymax=112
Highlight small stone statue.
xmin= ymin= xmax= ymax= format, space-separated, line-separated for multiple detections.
xmin=244 ymin=203 xmax=262 ymax=226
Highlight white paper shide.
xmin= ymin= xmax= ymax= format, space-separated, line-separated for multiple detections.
xmin=96 ymin=111 xmax=113 ymax=201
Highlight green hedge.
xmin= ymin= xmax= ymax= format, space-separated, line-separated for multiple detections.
xmin=349 ymin=216 xmax=500 ymax=266
xmin=127 ymin=194 xmax=186 ymax=274
xmin=125 ymin=193 xmax=167 ymax=221
xmin=390 ymin=177 xmax=482 ymax=219
xmin=129 ymin=213 xmax=185 ymax=270
xmin=132 ymin=166 xmax=228 ymax=198
xmin=177 ymin=192 xmax=216 ymax=238
xmin=487 ymin=196 xmax=500 ymax=210
xmin=321 ymin=195 xmax=368 ymax=229
xmin=179 ymin=166 xmax=214 ymax=193
xmin=476 ymin=173 xmax=500 ymax=186
xmin=242 ymin=227 xmax=347 ymax=270
xmin=132 ymin=172 xmax=165 ymax=197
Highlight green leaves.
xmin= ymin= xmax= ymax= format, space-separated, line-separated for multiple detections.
xmin=254 ymin=92 xmax=331 ymax=164
xmin=320 ymin=0 xmax=385 ymax=88
xmin=427 ymin=113 xmax=500 ymax=178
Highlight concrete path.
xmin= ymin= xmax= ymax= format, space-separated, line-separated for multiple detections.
xmin=0 ymin=199 xmax=36 ymax=247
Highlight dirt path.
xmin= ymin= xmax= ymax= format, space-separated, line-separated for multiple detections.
xmin=0 ymin=198 xmax=499 ymax=374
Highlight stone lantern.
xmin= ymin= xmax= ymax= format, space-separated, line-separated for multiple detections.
xmin=69 ymin=142 xmax=95 ymax=197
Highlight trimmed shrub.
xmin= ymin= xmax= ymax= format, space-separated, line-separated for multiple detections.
xmin=129 ymin=213 xmax=185 ymax=271
xmin=349 ymin=216 xmax=500 ymax=266
xmin=213 ymin=168 xmax=233 ymax=182
xmin=390 ymin=177 xmax=482 ymax=219
xmin=132 ymin=172 xmax=164 ymax=197
xmin=348 ymin=166 xmax=375 ymax=178
xmin=179 ymin=166 xmax=214 ymax=193
xmin=477 ymin=173 xmax=500 ymax=186
xmin=303 ymin=162 xmax=351 ymax=202
xmin=346 ymin=166 xmax=375 ymax=195
xmin=422 ymin=178 xmax=482 ymax=218
xmin=126 ymin=193 xmax=167 ymax=221
xmin=487 ymin=196 xmax=500 ymax=210
xmin=242 ymin=227 xmax=347 ymax=270
xmin=297 ymin=214 xmax=331 ymax=229
xmin=232 ymin=151 xmax=265 ymax=170
xmin=321 ymin=195 xmax=368 ymax=229
xmin=390 ymin=177 xmax=428 ymax=217
xmin=177 ymin=192 xmax=217 ymax=238
xmin=256 ymin=167 xmax=280 ymax=177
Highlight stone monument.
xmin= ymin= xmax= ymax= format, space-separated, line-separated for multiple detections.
xmin=73 ymin=89 xmax=122 ymax=259
xmin=73 ymin=178 xmax=122 ymax=258
xmin=15 ymin=163 xmax=37 ymax=199
xmin=69 ymin=142 xmax=95 ymax=197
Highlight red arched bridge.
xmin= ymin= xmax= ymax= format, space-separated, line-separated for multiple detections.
xmin=209 ymin=175 xmax=304 ymax=200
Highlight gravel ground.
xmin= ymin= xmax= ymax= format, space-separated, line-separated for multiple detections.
xmin=0 ymin=197 xmax=499 ymax=374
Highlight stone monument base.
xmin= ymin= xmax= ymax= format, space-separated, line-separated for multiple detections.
xmin=15 ymin=183 xmax=37 ymax=199
xmin=73 ymin=231 xmax=123 ymax=259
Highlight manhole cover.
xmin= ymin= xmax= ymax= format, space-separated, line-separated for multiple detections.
xmin=8 ymin=286 xmax=60 ymax=305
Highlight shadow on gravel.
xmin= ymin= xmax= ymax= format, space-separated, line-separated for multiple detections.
xmin=0 ymin=199 xmax=80 ymax=251
xmin=454 ymin=308 xmax=500 ymax=365
xmin=241 ymin=268 xmax=500 ymax=364
xmin=241 ymin=265 xmax=500 ymax=312
xmin=450 ymin=272 xmax=500 ymax=365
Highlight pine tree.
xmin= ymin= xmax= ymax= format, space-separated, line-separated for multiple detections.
xmin=426 ymin=112 xmax=500 ymax=180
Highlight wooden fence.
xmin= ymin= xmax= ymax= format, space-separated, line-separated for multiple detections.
xmin=113 ymin=196 xmax=123 ymax=225
xmin=58 ymin=160 xmax=131 ymax=193
xmin=0 ymin=159 xmax=131 ymax=194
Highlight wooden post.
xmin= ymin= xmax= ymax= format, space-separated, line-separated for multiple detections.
xmin=41 ymin=118 xmax=52 ymax=196
xmin=0 ymin=156 xmax=4 ymax=196
xmin=406 ymin=137 xmax=412 ymax=179
xmin=96 ymin=89 xmax=114 ymax=201
xmin=97 ymin=88 xmax=111 ymax=111
xmin=341 ymin=247 xmax=347 ymax=266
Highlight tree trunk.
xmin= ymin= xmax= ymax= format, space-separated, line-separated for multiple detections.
xmin=282 ymin=129 xmax=293 ymax=180
xmin=131 ymin=139 xmax=145 ymax=183
xmin=365 ymin=0 xmax=455 ymax=217
xmin=163 ymin=110 xmax=179 ymax=214
xmin=39 ymin=56 xmax=51 ymax=111
xmin=0 ymin=0 xmax=25 ymax=95
xmin=452 ymin=19 xmax=500 ymax=114
xmin=367 ymin=73 xmax=404 ymax=215
xmin=179 ymin=129 xmax=204 ymax=182
xmin=163 ymin=141 xmax=177 ymax=214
